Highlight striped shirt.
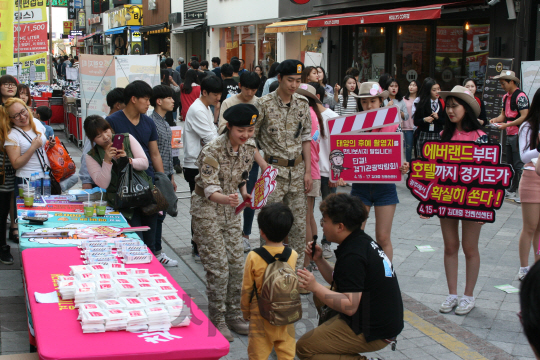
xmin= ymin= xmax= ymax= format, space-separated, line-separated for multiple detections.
xmin=150 ymin=111 xmax=174 ymax=178
xmin=0 ymin=150 xmax=15 ymax=192
xmin=335 ymin=94 xmax=358 ymax=116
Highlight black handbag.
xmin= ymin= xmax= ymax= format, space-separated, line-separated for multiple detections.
xmin=318 ymin=282 xmax=340 ymax=326
xmin=13 ymin=128 xmax=61 ymax=194
xmin=114 ymin=162 xmax=154 ymax=209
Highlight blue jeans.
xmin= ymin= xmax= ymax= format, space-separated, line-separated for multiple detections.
xmin=351 ymin=183 xmax=399 ymax=207
xmin=172 ymin=111 xmax=177 ymax=121
xmin=243 ymin=162 xmax=259 ymax=236
xmin=154 ymin=212 xmax=166 ymax=253
xmin=320 ymin=176 xmax=337 ymax=245
xmin=128 ymin=208 xmax=158 ymax=254
xmin=403 ymin=130 xmax=413 ymax=163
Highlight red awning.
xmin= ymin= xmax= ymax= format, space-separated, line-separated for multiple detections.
xmin=307 ymin=4 xmax=445 ymax=28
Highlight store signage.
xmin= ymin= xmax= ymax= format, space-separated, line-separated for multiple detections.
xmin=68 ymin=0 xmax=76 ymax=19
xmin=78 ymin=10 xmax=86 ymax=29
xmin=88 ymin=16 xmax=101 ymax=25
xmin=0 ymin=52 xmax=48 ymax=82
xmin=14 ymin=22 xmax=48 ymax=53
xmin=63 ymin=21 xmax=74 ymax=35
xmin=108 ymin=5 xmax=142 ymax=28
xmin=47 ymin=0 xmax=68 ymax=6
xmin=482 ymin=58 xmax=514 ymax=124
xmin=329 ymin=133 xmax=403 ymax=183
xmin=185 ymin=12 xmax=205 ymax=20
xmin=74 ymin=0 xmax=84 ymax=8
xmin=71 ymin=30 xmax=84 ymax=36
xmin=407 ymin=141 xmax=513 ymax=223
xmin=14 ymin=0 xmax=46 ymax=23
xmin=436 ymin=25 xmax=489 ymax=53
xmin=290 ymin=0 xmax=310 ymax=3
xmin=307 ymin=5 xmax=442 ymax=28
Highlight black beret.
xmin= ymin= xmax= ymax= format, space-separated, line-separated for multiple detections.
xmin=223 ymin=103 xmax=259 ymax=127
xmin=276 ymin=59 xmax=304 ymax=76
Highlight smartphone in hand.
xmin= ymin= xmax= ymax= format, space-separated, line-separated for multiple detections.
xmin=312 ymin=235 xmax=318 ymax=259
xmin=112 ymin=134 xmax=124 ymax=149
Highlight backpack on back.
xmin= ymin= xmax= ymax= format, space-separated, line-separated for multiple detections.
xmin=251 ymin=247 xmax=302 ymax=326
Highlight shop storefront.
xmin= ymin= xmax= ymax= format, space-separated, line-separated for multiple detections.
xmin=265 ymin=20 xmax=325 ymax=68
xmin=170 ymin=0 xmax=207 ymax=62
xmin=208 ymin=0 xmax=280 ymax=74
xmin=306 ymin=0 xmax=535 ymax=91
xmin=103 ymin=5 xmax=143 ymax=56
xmin=140 ymin=0 xmax=170 ymax=55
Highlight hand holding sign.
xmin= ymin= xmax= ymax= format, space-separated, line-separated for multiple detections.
xmin=235 ymin=166 xmax=279 ymax=215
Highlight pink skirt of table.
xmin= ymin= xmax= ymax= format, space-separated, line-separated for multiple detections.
xmin=519 ymin=167 xmax=540 ymax=203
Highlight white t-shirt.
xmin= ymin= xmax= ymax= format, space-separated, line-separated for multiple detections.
xmin=319 ymin=108 xmax=339 ymax=178
xmin=5 ymin=121 xmax=50 ymax=178
xmin=183 ymin=98 xmax=218 ymax=169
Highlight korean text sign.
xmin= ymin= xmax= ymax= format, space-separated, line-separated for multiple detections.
xmin=406 ymin=141 xmax=513 ymax=223
xmin=14 ymin=22 xmax=47 ymax=52
xmin=329 ymin=133 xmax=403 ymax=183
xmin=1 ymin=52 xmax=48 ymax=82
xmin=14 ymin=0 xmax=46 ymax=23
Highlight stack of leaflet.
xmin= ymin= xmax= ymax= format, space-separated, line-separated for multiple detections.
xmin=145 ymin=306 xmax=171 ymax=332
xmin=104 ymin=309 xmax=128 ymax=331
xmin=126 ymin=309 xmax=148 ymax=333
xmin=80 ymin=308 xmax=106 ymax=333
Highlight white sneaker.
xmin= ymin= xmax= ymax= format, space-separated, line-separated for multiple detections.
xmin=322 ymin=243 xmax=332 ymax=259
xmin=156 ymin=253 xmax=178 ymax=267
xmin=455 ymin=297 xmax=475 ymax=315
xmin=439 ymin=295 xmax=458 ymax=313
xmin=505 ymin=190 xmax=515 ymax=198
xmin=243 ymin=237 xmax=251 ymax=253
xmin=518 ymin=266 xmax=529 ymax=280
xmin=514 ymin=195 xmax=521 ymax=204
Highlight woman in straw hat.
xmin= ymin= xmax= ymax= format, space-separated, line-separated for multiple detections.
xmin=429 ymin=85 xmax=487 ymax=316
xmin=349 ymin=82 xmax=409 ymax=262
xmin=296 ymin=82 xmax=326 ymax=273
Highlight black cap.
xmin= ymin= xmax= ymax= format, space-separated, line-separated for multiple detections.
xmin=276 ymin=60 xmax=304 ymax=76
xmin=223 ymin=104 xmax=259 ymax=127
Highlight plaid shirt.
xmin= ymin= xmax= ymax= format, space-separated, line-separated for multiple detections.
xmin=150 ymin=111 xmax=174 ymax=177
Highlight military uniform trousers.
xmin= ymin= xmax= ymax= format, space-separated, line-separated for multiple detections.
xmin=191 ymin=194 xmax=244 ymax=325
xmin=263 ymin=166 xmax=307 ymax=270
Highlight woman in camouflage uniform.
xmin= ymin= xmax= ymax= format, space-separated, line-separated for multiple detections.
xmin=191 ymin=103 xmax=268 ymax=342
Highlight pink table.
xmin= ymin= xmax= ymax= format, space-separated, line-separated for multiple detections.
xmin=23 ymin=247 xmax=230 ymax=360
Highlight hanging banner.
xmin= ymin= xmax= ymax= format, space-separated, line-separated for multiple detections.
xmin=14 ymin=21 xmax=48 ymax=52
xmin=0 ymin=52 xmax=48 ymax=82
xmin=114 ymin=55 xmax=160 ymax=88
xmin=79 ymin=54 xmax=116 ymax=122
xmin=329 ymin=133 xmax=404 ymax=183
xmin=0 ymin=0 xmax=15 ymax=67
xmin=407 ymin=141 xmax=513 ymax=223
xmin=14 ymin=0 xmax=46 ymax=23
xmin=326 ymin=106 xmax=401 ymax=135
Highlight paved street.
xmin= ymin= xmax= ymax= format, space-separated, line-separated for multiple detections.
xmin=0 ymin=130 xmax=536 ymax=359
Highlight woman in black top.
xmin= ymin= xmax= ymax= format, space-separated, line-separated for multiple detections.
xmin=254 ymin=65 xmax=266 ymax=97
xmin=413 ymin=77 xmax=446 ymax=157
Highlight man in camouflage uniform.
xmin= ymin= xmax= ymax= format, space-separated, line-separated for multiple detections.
xmin=255 ymin=60 xmax=312 ymax=270
xmin=191 ymin=104 xmax=268 ymax=342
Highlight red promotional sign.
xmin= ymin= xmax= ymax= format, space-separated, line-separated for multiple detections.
xmin=407 ymin=141 xmax=514 ymax=223
xmin=329 ymin=133 xmax=403 ymax=183
xmin=14 ymin=21 xmax=48 ymax=52
xmin=307 ymin=4 xmax=442 ymax=28
xmin=290 ymin=0 xmax=310 ymax=3
xmin=435 ymin=25 xmax=489 ymax=53
xmin=235 ymin=166 xmax=278 ymax=215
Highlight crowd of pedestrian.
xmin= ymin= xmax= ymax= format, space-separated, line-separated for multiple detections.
xmin=0 ymin=52 xmax=539 ymax=360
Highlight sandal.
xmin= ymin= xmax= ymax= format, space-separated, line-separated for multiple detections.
xmin=9 ymin=227 xmax=19 ymax=244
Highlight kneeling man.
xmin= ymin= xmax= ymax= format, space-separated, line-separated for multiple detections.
xmin=296 ymin=193 xmax=403 ymax=360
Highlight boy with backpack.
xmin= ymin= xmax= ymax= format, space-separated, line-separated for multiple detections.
xmin=241 ymin=203 xmax=301 ymax=360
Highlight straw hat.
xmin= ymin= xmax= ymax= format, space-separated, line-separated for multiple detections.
xmin=493 ymin=70 xmax=520 ymax=83
xmin=438 ymin=85 xmax=480 ymax=118
xmin=295 ymin=83 xmax=322 ymax=104
xmin=352 ymin=82 xmax=389 ymax=99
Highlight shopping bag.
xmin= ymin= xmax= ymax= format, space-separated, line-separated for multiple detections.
xmin=46 ymin=137 xmax=76 ymax=182
xmin=114 ymin=163 xmax=153 ymax=209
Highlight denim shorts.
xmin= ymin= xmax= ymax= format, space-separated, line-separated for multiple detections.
xmin=350 ymin=183 xmax=399 ymax=207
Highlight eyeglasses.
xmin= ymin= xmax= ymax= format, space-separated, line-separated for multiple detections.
xmin=2 ymin=83 xmax=16 ymax=88
xmin=9 ymin=108 xmax=27 ymax=120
